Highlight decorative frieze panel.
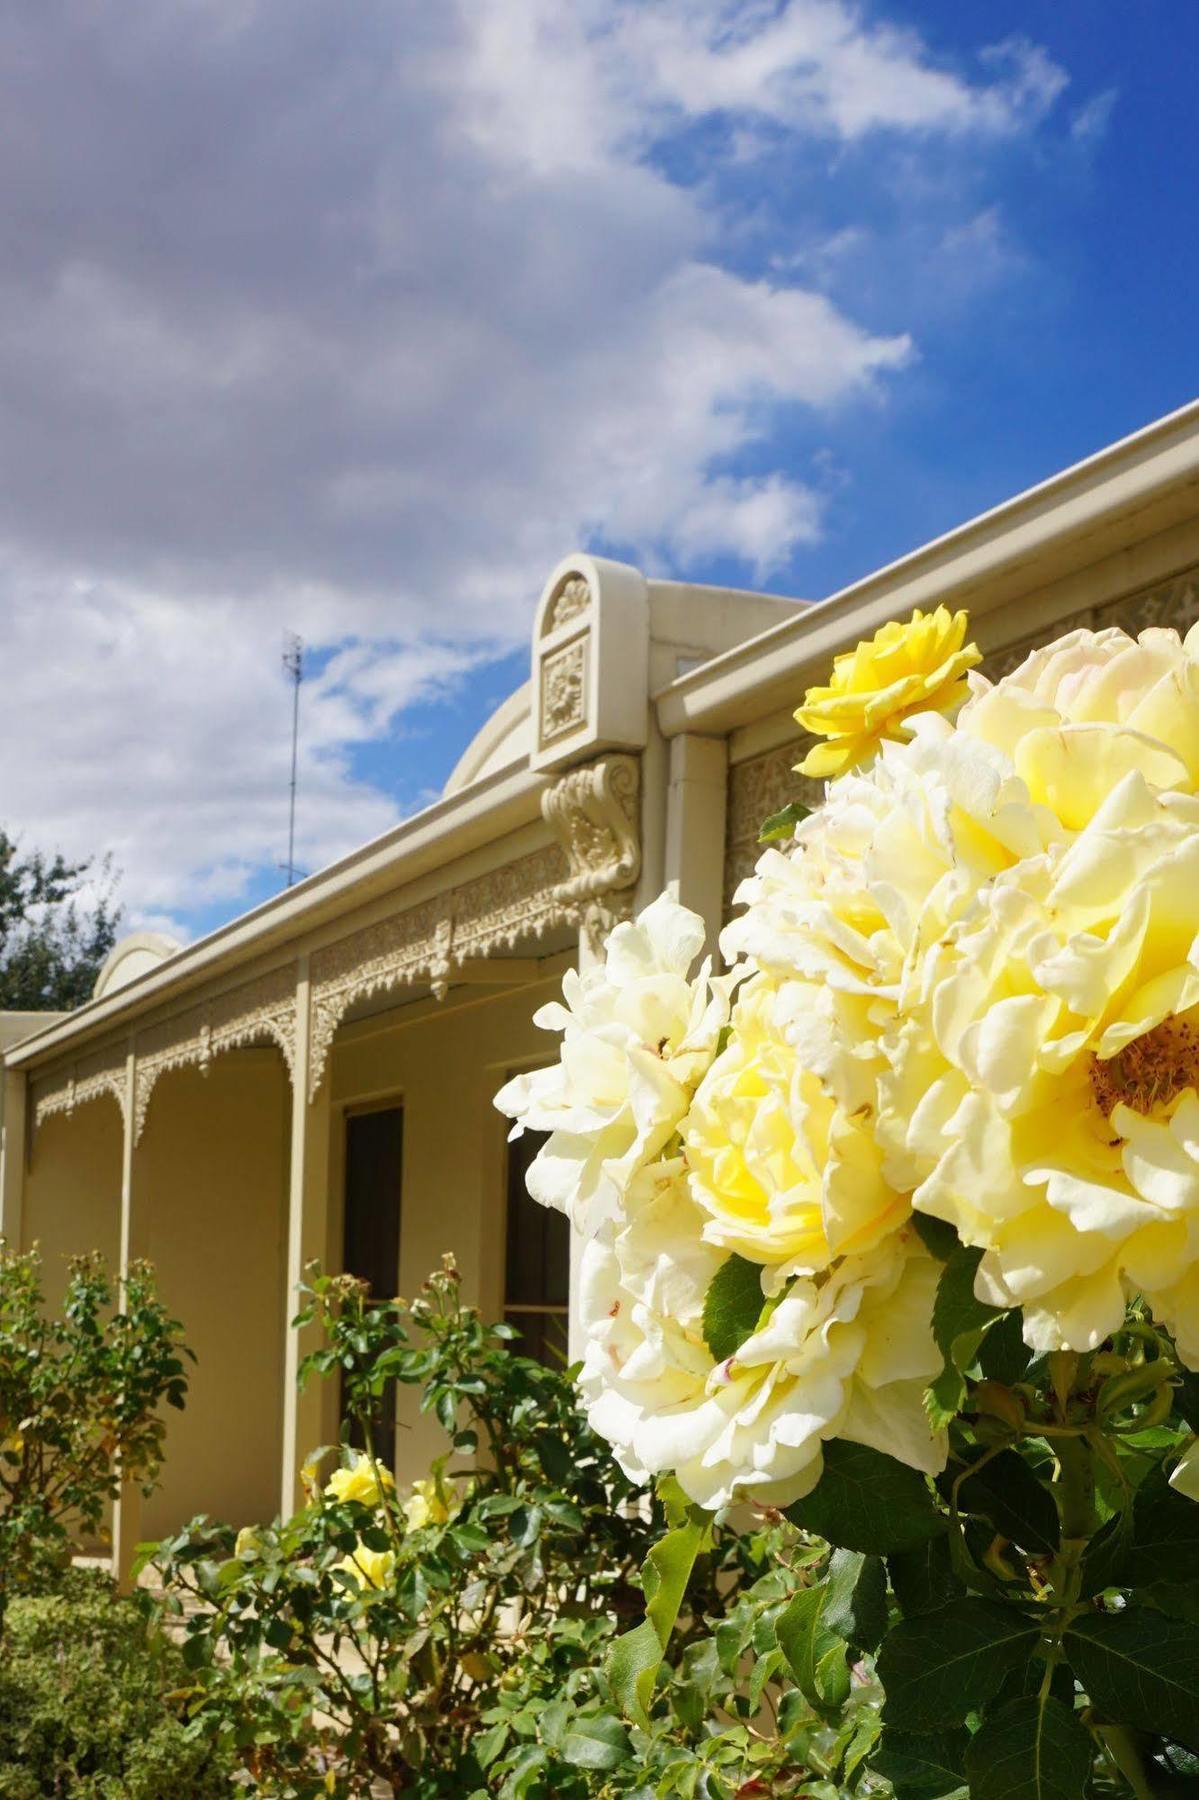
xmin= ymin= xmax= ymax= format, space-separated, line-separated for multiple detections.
xmin=724 ymin=736 xmax=820 ymax=913
xmin=542 ymin=754 xmax=641 ymax=955
xmin=307 ymin=756 xmax=644 ymax=1094
xmin=1096 ymin=566 xmax=1199 ymax=638
xmin=539 ymin=638 xmax=588 ymax=744
xmin=132 ymin=965 xmax=297 ymax=1143
xmin=981 ymin=566 xmax=1199 ymax=680
xmin=308 ymin=841 xmax=576 ymax=1098
xmin=543 ymin=574 xmax=591 ymax=633
xmin=32 ymin=1042 xmax=129 ymax=1134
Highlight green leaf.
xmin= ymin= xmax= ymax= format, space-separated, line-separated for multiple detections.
xmin=1126 ymin=1460 xmax=1199 ymax=1585
xmin=977 ymin=1309 xmax=1031 ymax=1385
xmin=701 ymin=1255 xmax=765 ymax=1364
xmin=913 ymin=1214 xmax=961 ymax=1262
xmin=822 ymin=1549 xmax=888 ymax=1652
xmin=965 ymin=1696 xmax=1092 ymax=1800
xmin=561 ymin=1713 xmax=633 ymax=1771
xmin=872 ymin=1727 xmax=969 ymax=1798
xmin=776 ymin=1583 xmax=849 ymax=1714
xmin=926 ymin=1245 xmax=1006 ymax=1430
xmin=956 ymin=1450 xmax=1060 ymax=1556
xmin=608 ymin=1507 xmax=712 ymax=1725
xmin=1079 ymin=1504 xmax=1133 ymax=1597
xmin=877 ymin=1598 xmax=1040 ymax=1730
xmin=787 ymin=1440 xmax=946 ymax=1555
xmin=889 ymin=1535 xmax=965 ymax=1619
xmin=1143 ymin=1580 xmax=1199 ymax=1623
xmin=1064 ymin=1608 xmax=1199 ymax=1751
xmin=758 ymin=800 xmax=811 ymax=844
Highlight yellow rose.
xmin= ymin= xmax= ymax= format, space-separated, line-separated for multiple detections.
xmin=403 ymin=1476 xmax=454 ymax=1531
xmin=325 ymin=1451 xmax=395 ymax=1508
xmin=684 ymin=977 xmax=904 ymax=1282
xmin=337 ymin=1541 xmax=396 ymax=1591
xmin=795 ymin=606 xmax=980 ymax=779
xmin=880 ymin=778 xmax=1199 ymax=1360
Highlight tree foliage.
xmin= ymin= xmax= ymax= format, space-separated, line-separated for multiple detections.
xmin=0 ymin=830 xmax=121 ymax=1010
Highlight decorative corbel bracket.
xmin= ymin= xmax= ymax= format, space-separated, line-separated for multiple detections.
xmin=541 ymin=753 xmax=641 ymax=955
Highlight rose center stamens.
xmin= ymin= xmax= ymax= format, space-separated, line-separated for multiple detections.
xmin=1089 ymin=1016 xmax=1199 ymax=1118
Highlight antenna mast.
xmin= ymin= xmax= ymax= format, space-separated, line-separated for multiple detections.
xmin=282 ymin=633 xmax=303 ymax=888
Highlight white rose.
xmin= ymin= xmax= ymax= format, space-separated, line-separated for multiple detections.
xmin=494 ymin=893 xmax=742 ymax=1233
xmin=959 ymin=624 xmax=1199 ymax=828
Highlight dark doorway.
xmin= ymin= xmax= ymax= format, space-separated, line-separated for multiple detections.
xmin=342 ymin=1105 xmax=403 ymax=1469
xmin=503 ymin=1123 xmax=570 ymax=1366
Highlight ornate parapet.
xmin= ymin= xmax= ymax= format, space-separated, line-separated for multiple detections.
xmin=32 ymin=1041 xmax=129 ymax=1135
xmin=133 ymin=965 xmax=297 ymax=1143
xmin=307 ymin=842 xmax=573 ymax=1098
xmin=530 ymin=555 xmax=649 ymax=772
xmin=541 ymin=753 xmax=641 ymax=955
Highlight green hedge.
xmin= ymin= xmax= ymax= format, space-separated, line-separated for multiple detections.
xmin=0 ymin=1571 xmax=233 ymax=1799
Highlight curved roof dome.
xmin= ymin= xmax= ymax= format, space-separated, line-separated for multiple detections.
xmin=442 ymin=682 xmax=531 ymax=796
xmin=92 ymin=931 xmax=182 ymax=999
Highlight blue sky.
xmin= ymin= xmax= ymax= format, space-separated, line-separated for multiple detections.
xmin=0 ymin=2 xmax=1195 ymax=940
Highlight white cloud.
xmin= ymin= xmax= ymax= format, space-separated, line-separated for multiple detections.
xmin=1071 ymin=88 xmax=1118 ymax=145
xmin=0 ymin=0 xmax=1066 ymax=931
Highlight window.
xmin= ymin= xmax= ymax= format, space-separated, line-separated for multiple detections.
xmin=503 ymin=1123 xmax=570 ymax=1365
xmin=342 ymin=1105 xmax=403 ymax=1468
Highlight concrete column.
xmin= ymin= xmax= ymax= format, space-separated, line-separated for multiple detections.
xmin=111 ymin=1047 xmax=142 ymax=1588
xmin=280 ymin=956 xmax=335 ymax=1516
xmin=663 ymin=733 xmax=729 ymax=964
xmin=0 ymin=1066 xmax=28 ymax=1248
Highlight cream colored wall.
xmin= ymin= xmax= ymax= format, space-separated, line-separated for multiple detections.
xmin=328 ymin=973 xmax=565 ymax=1480
xmin=23 ymin=1101 xmax=122 ymax=1309
xmin=133 ymin=1050 xmax=289 ymax=1538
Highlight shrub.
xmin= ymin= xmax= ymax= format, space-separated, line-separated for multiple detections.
xmin=0 ymin=1244 xmax=190 ymax=1607
xmin=151 ymin=1259 xmax=841 ymax=1798
xmin=0 ymin=1568 xmax=234 ymax=1799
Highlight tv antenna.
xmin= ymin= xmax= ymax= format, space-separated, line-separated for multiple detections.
xmin=282 ymin=633 xmax=303 ymax=887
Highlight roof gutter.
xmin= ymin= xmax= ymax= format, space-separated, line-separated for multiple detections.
xmin=655 ymin=398 xmax=1199 ymax=739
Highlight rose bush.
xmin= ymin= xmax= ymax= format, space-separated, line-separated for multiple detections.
xmin=498 ymin=607 xmax=1199 ymax=1800
xmin=153 ymin=1259 xmax=883 ymax=1799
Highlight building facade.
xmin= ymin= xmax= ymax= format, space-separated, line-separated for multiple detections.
xmin=4 ymin=400 xmax=1199 ymax=1575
